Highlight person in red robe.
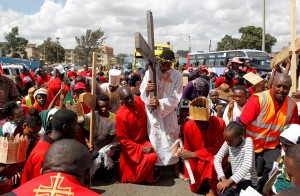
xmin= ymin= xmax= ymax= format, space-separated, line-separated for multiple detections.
xmin=20 ymin=109 xmax=78 ymax=185
xmin=79 ymin=65 xmax=92 ymax=77
xmin=47 ymin=65 xmax=70 ymax=105
xmin=178 ymin=99 xmax=226 ymax=195
xmin=116 ymin=86 xmax=157 ymax=184
xmin=12 ymin=139 xmax=100 ymax=196
xmin=36 ymin=68 xmax=52 ymax=88
xmin=19 ymin=65 xmax=35 ymax=85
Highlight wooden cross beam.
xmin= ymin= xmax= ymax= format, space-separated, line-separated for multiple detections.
xmin=79 ymin=52 xmax=97 ymax=150
xmin=135 ymin=10 xmax=157 ymax=97
xmin=270 ymin=37 xmax=300 ymax=66
xmin=270 ymin=0 xmax=298 ymax=92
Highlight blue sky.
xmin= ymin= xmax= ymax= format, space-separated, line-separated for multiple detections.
xmin=0 ymin=0 xmax=65 ymax=14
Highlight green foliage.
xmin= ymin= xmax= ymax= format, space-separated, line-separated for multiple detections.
xmin=216 ymin=26 xmax=277 ymax=53
xmin=4 ymin=26 xmax=29 ymax=58
xmin=216 ymin=35 xmax=240 ymax=51
xmin=38 ymin=37 xmax=65 ymax=64
xmin=75 ymin=29 xmax=105 ymax=65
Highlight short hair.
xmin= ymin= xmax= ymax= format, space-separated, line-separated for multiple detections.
xmin=233 ymin=85 xmax=248 ymax=94
xmin=74 ymin=76 xmax=86 ymax=84
xmin=277 ymin=187 xmax=300 ymax=196
xmin=96 ymin=93 xmax=110 ymax=108
xmin=42 ymin=139 xmax=92 ymax=179
xmin=51 ymin=109 xmax=77 ymax=132
xmin=225 ymin=70 xmax=235 ymax=80
xmin=24 ymin=108 xmax=42 ymax=128
xmin=225 ymin=121 xmax=245 ymax=137
xmin=3 ymin=101 xmax=21 ymax=117
xmin=286 ymin=144 xmax=300 ymax=169
xmin=160 ymin=49 xmax=175 ymax=61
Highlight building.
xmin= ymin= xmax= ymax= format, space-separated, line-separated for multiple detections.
xmin=100 ymin=46 xmax=114 ymax=58
xmin=25 ymin=44 xmax=40 ymax=60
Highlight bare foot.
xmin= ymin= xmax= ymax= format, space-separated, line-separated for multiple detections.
xmin=178 ymin=173 xmax=189 ymax=182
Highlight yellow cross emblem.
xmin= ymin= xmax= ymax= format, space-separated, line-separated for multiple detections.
xmin=33 ymin=173 xmax=75 ymax=196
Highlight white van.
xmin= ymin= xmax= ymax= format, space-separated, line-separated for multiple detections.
xmin=2 ymin=64 xmax=24 ymax=80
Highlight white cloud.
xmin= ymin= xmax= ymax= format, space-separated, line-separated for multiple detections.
xmin=0 ymin=0 xmax=299 ymax=55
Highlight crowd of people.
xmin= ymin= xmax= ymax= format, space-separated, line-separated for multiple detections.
xmin=0 ymin=48 xmax=300 ymax=196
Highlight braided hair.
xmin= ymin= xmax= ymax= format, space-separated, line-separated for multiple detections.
xmin=14 ymin=108 xmax=42 ymax=129
xmin=225 ymin=121 xmax=245 ymax=137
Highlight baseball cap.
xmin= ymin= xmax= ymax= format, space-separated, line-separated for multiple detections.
xmin=55 ymin=64 xmax=65 ymax=74
xmin=231 ymin=57 xmax=243 ymax=64
xmin=74 ymin=82 xmax=86 ymax=90
xmin=28 ymin=87 xmax=36 ymax=94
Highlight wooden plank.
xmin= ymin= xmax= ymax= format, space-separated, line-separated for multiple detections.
xmin=290 ymin=0 xmax=297 ymax=92
xmin=135 ymin=32 xmax=155 ymax=63
xmin=147 ymin=10 xmax=154 ymax=52
xmin=271 ymin=37 xmax=300 ymax=66
xmin=146 ymin=10 xmax=157 ymax=97
xmin=89 ymin=52 xmax=97 ymax=150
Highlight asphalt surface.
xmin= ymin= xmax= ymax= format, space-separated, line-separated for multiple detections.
xmin=91 ymin=165 xmax=203 ymax=196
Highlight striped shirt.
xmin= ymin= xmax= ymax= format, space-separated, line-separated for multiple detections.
xmin=214 ymin=137 xmax=258 ymax=186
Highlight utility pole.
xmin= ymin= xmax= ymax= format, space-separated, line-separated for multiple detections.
xmin=179 ymin=34 xmax=191 ymax=53
xmin=262 ymin=0 xmax=266 ymax=51
xmin=56 ymin=37 xmax=60 ymax=63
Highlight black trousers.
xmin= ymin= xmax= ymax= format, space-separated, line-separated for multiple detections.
xmin=255 ymin=146 xmax=281 ymax=193
xmin=218 ymin=180 xmax=253 ymax=196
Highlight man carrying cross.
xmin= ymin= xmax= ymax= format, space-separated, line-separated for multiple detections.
xmin=140 ymin=49 xmax=183 ymax=179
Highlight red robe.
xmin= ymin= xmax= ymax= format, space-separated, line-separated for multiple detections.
xmin=183 ymin=116 xmax=226 ymax=193
xmin=14 ymin=172 xmax=100 ymax=196
xmin=20 ymin=134 xmax=54 ymax=185
xmin=37 ymin=74 xmax=52 ymax=87
xmin=116 ymin=96 xmax=157 ymax=184
xmin=79 ymin=70 xmax=92 ymax=77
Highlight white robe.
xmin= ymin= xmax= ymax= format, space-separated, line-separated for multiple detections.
xmin=140 ymin=67 xmax=183 ymax=166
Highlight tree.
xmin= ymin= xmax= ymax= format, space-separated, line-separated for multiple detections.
xmin=116 ymin=53 xmax=128 ymax=65
xmin=216 ymin=26 xmax=277 ymax=53
xmin=38 ymin=37 xmax=65 ymax=64
xmin=75 ymin=29 xmax=105 ymax=65
xmin=4 ymin=26 xmax=28 ymax=58
xmin=216 ymin=35 xmax=240 ymax=51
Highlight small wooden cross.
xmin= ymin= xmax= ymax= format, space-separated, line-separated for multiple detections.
xmin=79 ymin=52 xmax=97 ymax=150
xmin=135 ymin=10 xmax=157 ymax=97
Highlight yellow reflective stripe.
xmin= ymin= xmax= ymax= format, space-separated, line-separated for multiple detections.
xmin=246 ymin=130 xmax=277 ymax=141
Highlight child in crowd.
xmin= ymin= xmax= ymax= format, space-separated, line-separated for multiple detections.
xmin=214 ymin=121 xmax=257 ymax=196
xmin=31 ymin=88 xmax=49 ymax=113
xmin=272 ymin=125 xmax=300 ymax=194
xmin=1 ymin=102 xmax=24 ymax=136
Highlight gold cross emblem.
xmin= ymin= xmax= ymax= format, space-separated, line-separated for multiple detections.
xmin=33 ymin=173 xmax=75 ymax=196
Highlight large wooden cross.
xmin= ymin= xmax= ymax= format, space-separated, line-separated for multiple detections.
xmin=271 ymin=0 xmax=299 ymax=92
xmin=135 ymin=10 xmax=157 ymax=97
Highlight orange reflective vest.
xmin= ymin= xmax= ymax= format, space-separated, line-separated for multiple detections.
xmin=246 ymin=90 xmax=296 ymax=153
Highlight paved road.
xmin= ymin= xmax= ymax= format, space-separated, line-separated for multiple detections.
xmin=91 ymin=166 xmax=203 ymax=196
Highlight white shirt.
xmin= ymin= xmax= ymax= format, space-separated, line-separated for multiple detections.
xmin=222 ymin=102 xmax=245 ymax=125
